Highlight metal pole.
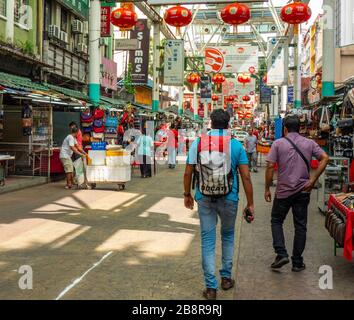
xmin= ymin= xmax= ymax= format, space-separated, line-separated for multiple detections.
xmin=88 ymin=0 xmax=101 ymax=105
xmin=294 ymin=24 xmax=302 ymax=108
xmin=193 ymin=84 xmax=198 ymax=121
xmin=281 ymin=85 xmax=288 ymax=112
xmin=152 ymin=11 xmax=161 ymax=113
xmin=178 ymin=86 xmax=184 ymax=115
xmin=322 ymin=0 xmax=336 ymax=97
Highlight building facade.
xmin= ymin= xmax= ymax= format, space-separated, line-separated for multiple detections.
xmin=335 ymin=0 xmax=354 ymax=48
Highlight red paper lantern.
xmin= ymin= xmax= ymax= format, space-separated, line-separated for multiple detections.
xmin=238 ymin=73 xmax=251 ymax=87
xmin=221 ymin=3 xmax=251 ymax=25
xmin=164 ymin=6 xmax=193 ymax=28
xmin=280 ymin=2 xmax=312 ymax=25
xmin=212 ymin=74 xmax=226 ymax=84
xmin=186 ymin=73 xmax=201 ymax=85
xmin=212 ymin=95 xmax=219 ymax=102
xmin=242 ymin=95 xmax=251 ymax=102
xmin=111 ymin=7 xmax=138 ymax=29
xmin=226 ymin=95 xmax=235 ymax=102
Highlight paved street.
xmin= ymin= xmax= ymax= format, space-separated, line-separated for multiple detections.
xmin=0 ymin=164 xmax=353 ymax=300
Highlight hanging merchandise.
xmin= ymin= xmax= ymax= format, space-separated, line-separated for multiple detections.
xmin=22 ymin=104 xmax=33 ymax=136
xmin=319 ymin=106 xmax=331 ymax=133
xmin=94 ymin=108 xmax=105 ymax=119
xmin=220 ymin=3 xmax=251 ymax=25
xmin=81 ymin=109 xmax=93 ymax=123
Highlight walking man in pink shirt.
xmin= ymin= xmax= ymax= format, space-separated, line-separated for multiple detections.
xmin=265 ymin=115 xmax=329 ymax=272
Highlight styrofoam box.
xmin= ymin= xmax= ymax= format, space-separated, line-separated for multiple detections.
xmin=88 ymin=150 xmax=106 ymax=166
xmin=86 ymin=166 xmax=131 ymax=182
xmin=86 ymin=166 xmax=107 ymax=182
xmin=106 ymin=166 xmax=131 ymax=182
xmin=106 ymin=155 xmax=131 ymax=167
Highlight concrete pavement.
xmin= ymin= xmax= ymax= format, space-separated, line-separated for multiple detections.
xmin=0 ymin=164 xmax=353 ymax=300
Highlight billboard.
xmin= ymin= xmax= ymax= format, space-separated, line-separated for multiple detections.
xmin=260 ymin=78 xmax=272 ymax=104
xmin=223 ymin=78 xmax=256 ymax=103
xmin=129 ymin=19 xmax=150 ymax=85
xmin=101 ymin=6 xmax=111 ymax=37
xmin=205 ymin=45 xmax=259 ymax=74
xmin=200 ymin=75 xmax=212 ymax=103
xmin=163 ymin=39 xmax=185 ymax=86
xmin=267 ymin=37 xmax=289 ymax=86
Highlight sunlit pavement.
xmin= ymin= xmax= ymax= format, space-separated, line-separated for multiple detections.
xmin=0 ymin=162 xmax=353 ymax=300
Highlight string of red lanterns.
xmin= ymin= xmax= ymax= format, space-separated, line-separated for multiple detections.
xmin=280 ymin=2 xmax=312 ymax=25
xmin=164 ymin=5 xmax=193 ymax=35
xmin=237 ymin=73 xmax=251 ymax=87
xmin=186 ymin=73 xmax=201 ymax=85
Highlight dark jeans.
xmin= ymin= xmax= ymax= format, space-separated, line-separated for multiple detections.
xmin=271 ymin=191 xmax=311 ymax=266
xmin=139 ymin=155 xmax=152 ymax=177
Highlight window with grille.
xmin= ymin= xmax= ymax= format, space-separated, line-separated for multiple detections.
xmin=0 ymin=0 xmax=6 ymax=17
xmin=14 ymin=0 xmax=29 ymax=25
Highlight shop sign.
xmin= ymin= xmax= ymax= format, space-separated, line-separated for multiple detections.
xmin=129 ymin=19 xmax=150 ymax=85
xmin=287 ymin=86 xmax=294 ymax=104
xmin=101 ymin=57 xmax=117 ymax=91
xmin=135 ymin=87 xmax=152 ymax=106
xmin=101 ymin=6 xmax=111 ymax=37
xmin=267 ymin=37 xmax=289 ymax=86
xmin=163 ymin=39 xmax=185 ymax=86
xmin=200 ymin=75 xmax=212 ymax=103
xmin=115 ymin=39 xmax=139 ymax=50
xmin=204 ymin=45 xmax=259 ymax=74
xmin=260 ymin=78 xmax=272 ymax=104
xmin=59 ymin=0 xmax=89 ymax=19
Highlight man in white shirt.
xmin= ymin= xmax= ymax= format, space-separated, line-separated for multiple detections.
xmin=244 ymin=129 xmax=258 ymax=173
xmin=60 ymin=126 xmax=87 ymax=189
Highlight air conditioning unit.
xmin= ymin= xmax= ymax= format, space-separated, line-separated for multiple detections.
xmin=48 ymin=25 xmax=60 ymax=39
xmin=72 ymin=20 xmax=84 ymax=34
xmin=60 ymin=31 xmax=68 ymax=43
xmin=76 ymin=43 xmax=88 ymax=54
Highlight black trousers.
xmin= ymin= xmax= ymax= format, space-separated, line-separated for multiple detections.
xmin=271 ymin=191 xmax=311 ymax=266
xmin=139 ymin=155 xmax=152 ymax=177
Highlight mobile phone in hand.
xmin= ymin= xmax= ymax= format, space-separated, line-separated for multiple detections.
xmin=244 ymin=208 xmax=254 ymax=224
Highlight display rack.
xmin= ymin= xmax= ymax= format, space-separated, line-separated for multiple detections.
xmin=317 ymin=157 xmax=350 ymax=212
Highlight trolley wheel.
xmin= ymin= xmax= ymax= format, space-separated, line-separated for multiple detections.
xmin=117 ymin=184 xmax=125 ymax=191
xmin=91 ymin=183 xmax=97 ymax=189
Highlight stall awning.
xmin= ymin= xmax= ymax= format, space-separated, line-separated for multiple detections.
xmin=45 ymin=84 xmax=89 ymax=101
xmin=0 ymin=71 xmax=48 ymax=92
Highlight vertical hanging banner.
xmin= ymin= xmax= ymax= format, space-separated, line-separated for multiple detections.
xmin=260 ymin=77 xmax=272 ymax=104
xmin=129 ymin=19 xmax=150 ymax=84
xmin=267 ymin=37 xmax=289 ymax=86
xmin=101 ymin=6 xmax=111 ymax=37
xmin=204 ymin=45 xmax=259 ymax=74
xmin=200 ymin=75 xmax=212 ymax=103
xmin=163 ymin=39 xmax=185 ymax=86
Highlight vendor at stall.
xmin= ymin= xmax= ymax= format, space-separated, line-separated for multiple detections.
xmin=60 ymin=126 xmax=88 ymax=189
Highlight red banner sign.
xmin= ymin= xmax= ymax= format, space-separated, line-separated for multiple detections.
xmin=101 ymin=6 xmax=111 ymax=37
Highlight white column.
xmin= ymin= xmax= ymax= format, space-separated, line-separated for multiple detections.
xmin=294 ymin=24 xmax=302 ymax=108
xmin=322 ymin=0 xmax=336 ymax=97
xmin=152 ymin=12 xmax=161 ymax=113
xmin=88 ymin=0 xmax=101 ymax=104
xmin=6 ymin=0 xmax=15 ymax=42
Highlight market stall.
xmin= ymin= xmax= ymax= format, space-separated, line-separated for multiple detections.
xmin=326 ymin=193 xmax=354 ymax=261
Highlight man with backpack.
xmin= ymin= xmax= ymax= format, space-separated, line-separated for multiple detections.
xmin=265 ymin=115 xmax=329 ymax=272
xmin=183 ymin=109 xmax=255 ymax=300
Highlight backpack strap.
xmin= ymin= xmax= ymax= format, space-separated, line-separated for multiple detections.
xmin=284 ymin=137 xmax=310 ymax=174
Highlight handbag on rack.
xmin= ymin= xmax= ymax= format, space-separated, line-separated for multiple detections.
xmin=82 ymin=126 xmax=93 ymax=133
xmin=93 ymin=125 xmax=105 ymax=133
xmin=319 ymin=106 xmax=331 ymax=132
xmin=106 ymin=116 xmax=118 ymax=128
xmin=93 ymin=119 xmax=104 ymax=128
xmin=94 ymin=108 xmax=104 ymax=119
xmin=81 ymin=121 xmax=93 ymax=128
xmin=81 ymin=111 xmax=93 ymax=123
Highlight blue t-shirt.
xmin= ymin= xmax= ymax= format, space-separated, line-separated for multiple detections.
xmin=137 ymin=135 xmax=153 ymax=156
xmin=187 ymin=130 xmax=249 ymax=202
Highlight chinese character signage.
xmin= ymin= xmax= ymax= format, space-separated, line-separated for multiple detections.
xmin=101 ymin=6 xmax=111 ymax=37
xmin=60 ymin=0 xmax=89 ymax=19
xmin=204 ymin=45 xmax=259 ymax=74
xmin=129 ymin=19 xmax=151 ymax=85
xmin=200 ymin=75 xmax=212 ymax=103
xmin=163 ymin=39 xmax=185 ymax=86
xmin=101 ymin=58 xmax=117 ymax=91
